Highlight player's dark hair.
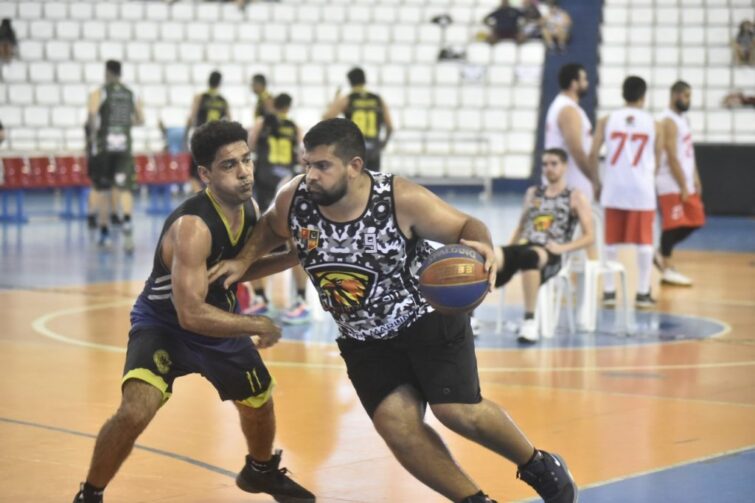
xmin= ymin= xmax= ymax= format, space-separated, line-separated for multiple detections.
xmin=558 ymin=63 xmax=585 ymax=90
xmin=105 ymin=60 xmax=121 ymax=77
xmin=208 ymin=71 xmax=222 ymax=88
xmin=191 ymin=121 xmax=248 ymax=168
xmin=252 ymin=74 xmax=267 ymax=86
xmin=347 ymin=67 xmax=366 ymax=87
xmin=543 ymin=147 xmax=568 ymax=163
xmin=622 ymin=76 xmax=647 ymax=102
xmin=274 ymin=93 xmax=292 ymax=110
xmin=670 ymin=80 xmax=690 ymax=95
xmin=303 ymin=118 xmax=366 ymax=166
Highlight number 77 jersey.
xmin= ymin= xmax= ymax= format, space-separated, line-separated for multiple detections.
xmin=600 ymin=107 xmax=657 ymax=211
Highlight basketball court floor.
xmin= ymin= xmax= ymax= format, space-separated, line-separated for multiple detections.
xmin=1 ymin=191 xmax=754 ymax=502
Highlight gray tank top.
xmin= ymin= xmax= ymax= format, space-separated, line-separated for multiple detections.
xmin=520 ymin=185 xmax=577 ymax=245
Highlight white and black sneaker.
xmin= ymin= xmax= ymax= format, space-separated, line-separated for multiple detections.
xmin=517 ymin=450 xmax=578 ymax=502
xmin=602 ymin=291 xmax=617 ymax=308
xmin=635 ymin=292 xmax=657 ymax=309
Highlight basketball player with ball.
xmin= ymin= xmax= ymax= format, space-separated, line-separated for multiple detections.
xmin=210 ymin=119 xmax=578 ymax=503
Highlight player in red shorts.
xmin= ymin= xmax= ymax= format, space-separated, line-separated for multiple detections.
xmin=655 ymin=81 xmax=705 ymax=286
xmin=590 ymin=76 xmax=663 ymax=309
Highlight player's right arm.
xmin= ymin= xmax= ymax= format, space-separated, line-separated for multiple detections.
xmin=509 ymin=186 xmax=536 ymax=244
xmin=558 ymin=106 xmax=595 ymax=183
xmin=381 ymin=100 xmax=394 ymax=150
xmin=86 ymin=88 xmax=100 ymax=147
xmin=208 ymin=176 xmax=302 ymax=289
xmin=167 ymin=215 xmax=281 ymax=347
xmin=248 ymin=116 xmax=265 ymax=152
xmin=661 ymin=117 xmax=688 ymax=200
xmin=184 ymin=94 xmax=201 ymax=144
xmin=588 ymin=116 xmax=607 ymax=178
xmin=322 ymin=94 xmax=348 ymax=120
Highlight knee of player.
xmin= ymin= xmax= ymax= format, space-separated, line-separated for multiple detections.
xmin=521 ymin=248 xmax=543 ymax=270
xmin=236 ymin=377 xmax=276 ymax=410
xmin=114 ymin=397 xmax=160 ymax=432
xmin=429 ymin=402 xmax=472 ymax=429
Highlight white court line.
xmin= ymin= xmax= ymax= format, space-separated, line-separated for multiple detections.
xmin=30 ymin=302 xmax=755 ymax=373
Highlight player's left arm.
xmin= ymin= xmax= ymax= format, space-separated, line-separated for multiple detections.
xmin=381 ymin=100 xmax=394 ymax=149
xmin=248 ymin=117 xmax=264 ymax=152
xmin=132 ymin=96 xmax=145 ymax=126
xmin=394 ymin=176 xmax=496 ymax=290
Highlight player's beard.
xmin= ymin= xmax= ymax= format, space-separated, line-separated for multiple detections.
xmin=308 ymin=178 xmax=347 ymax=206
xmin=675 ymin=99 xmax=690 ymax=112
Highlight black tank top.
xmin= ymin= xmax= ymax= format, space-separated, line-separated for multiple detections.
xmin=345 ymin=90 xmax=384 ymax=144
xmin=256 ymin=115 xmax=298 ymax=170
xmin=196 ymin=91 xmax=229 ymax=126
xmin=130 ymin=190 xmax=257 ymax=338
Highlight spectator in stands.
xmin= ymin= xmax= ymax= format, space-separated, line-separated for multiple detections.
xmin=518 ymin=0 xmax=543 ymax=43
xmin=0 ymin=19 xmax=18 ymax=64
xmin=541 ymin=0 xmax=572 ymax=52
xmin=323 ymin=67 xmax=394 ymax=172
xmin=482 ymin=0 xmax=521 ymax=44
xmin=722 ymin=90 xmax=755 ymax=108
xmin=185 ymin=71 xmax=230 ymax=192
xmin=733 ymin=20 xmax=755 ymax=65
xmin=87 ymin=60 xmax=144 ymax=253
xmin=492 ymin=148 xmax=593 ymax=343
xmin=251 ymin=74 xmax=274 ymax=121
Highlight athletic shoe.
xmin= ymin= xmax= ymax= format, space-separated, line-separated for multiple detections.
xmin=602 ymin=291 xmax=616 ymax=308
xmin=517 ymin=319 xmax=539 ymax=344
xmin=459 ymin=492 xmax=497 ymax=503
xmin=72 ymin=483 xmax=103 ymax=503
xmin=661 ymin=268 xmax=692 ymax=286
xmin=517 ymin=450 xmax=578 ymax=503
xmin=635 ymin=292 xmax=657 ymax=309
xmin=281 ymin=298 xmax=311 ymax=325
xmin=236 ymin=450 xmax=315 ymax=502
xmin=244 ymin=295 xmax=269 ymax=316
xmin=97 ymin=234 xmax=112 ymax=251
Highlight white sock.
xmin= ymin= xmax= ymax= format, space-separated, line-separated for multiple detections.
xmin=603 ymin=245 xmax=618 ymax=293
xmin=637 ymin=245 xmax=654 ymax=295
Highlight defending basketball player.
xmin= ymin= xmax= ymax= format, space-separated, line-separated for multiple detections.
xmin=210 ymin=119 xmax=578 ymax=503
xmin=589 ymin=76 xmax=664 ymax=309
xmin=495 ymin=148 xmax=594 ymax=343
xmin=72 ymin=121 xmax=314 ymax=503
xmin=655 ymin=81 xmax=705 ymax=286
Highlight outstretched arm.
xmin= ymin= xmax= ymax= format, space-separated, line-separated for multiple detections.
xmin=546 ymin=190 xmax=594 ymax=255
xmin=168 ymin=215 xmax=281 ymax=347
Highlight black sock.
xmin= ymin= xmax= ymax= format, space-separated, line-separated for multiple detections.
xmin=458 ymin=490 xmax=486 ymax=503
xmin=123 ymin=214 xmax=131 ymax=224
xmin=524 ymin=312 xmax=535 ymax=320
xmin=247 ymin=454 xmax=274 ymax=472
xmin=87 ymin=214 xmax=96 ymax=228
xmin=82 ymin=482 xmax=104 ymax=501
xmin=254 ymin=288 xmax=268 ymax=302
xmin=99 ymin=225 xmax=109 ymax=237
xmin=296 ymin=289 xmax=306 ymax=300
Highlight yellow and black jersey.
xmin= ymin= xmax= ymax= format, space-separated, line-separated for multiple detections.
xmin=196 ymin=91 xmax=229 ymax=126
xmin=345 ymin=90 xmax=384 ymax=142
xmin=256 ymin=115 xmax=298 ymax=170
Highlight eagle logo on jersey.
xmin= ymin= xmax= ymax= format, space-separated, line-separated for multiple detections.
xmin=533 ymin=214 xmax=554 ymax=232
xmin=299 ymin=227 xmax=320 ymax=251
xmin=308 ymin=264 xmax=377 ymax=313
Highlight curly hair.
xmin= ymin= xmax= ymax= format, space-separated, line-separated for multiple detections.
xmin=190 ymin=120 xmax=247 ymax=168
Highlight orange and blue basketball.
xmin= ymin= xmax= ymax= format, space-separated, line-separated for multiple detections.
xmin=419 ymin=244 xmax=489 ymax=314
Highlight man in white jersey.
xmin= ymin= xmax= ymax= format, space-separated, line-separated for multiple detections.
xmin=655 ymin=80 xmax=705 ymax=286
xmin=589 ymin=76 xmax=663 ymax=308
xmin=210 ymin=119 xmax=578 ymax=503
xmin=545 ymin=63 xmax=597 ymax=201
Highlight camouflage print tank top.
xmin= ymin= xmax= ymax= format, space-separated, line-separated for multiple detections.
xmin=520 ymin=185 xmax=577 ymax=246
xmin=288 ymin=171 xmax=433 ymax=341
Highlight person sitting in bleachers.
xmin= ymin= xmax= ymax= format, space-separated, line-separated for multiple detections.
xmin=732 ymin=20 xmax=755 ymax=65
xmin=482 ymin=0 xmax=522 ymax=44
xmin=541 ymin=0 xmax=572 ymax=52
xmin=0 ymin=19 xmax=18 ymax=64
xmin=518 ymin=0 xmax=543 ymax=44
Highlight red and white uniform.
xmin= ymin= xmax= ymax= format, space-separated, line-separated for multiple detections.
xmin=656 ymin=109 xmax=705 ymax=230
xmin=600 ymin=107 xmax=657 ymax=211
xmin=544 ymin=94 xmax=593 ymax=198
xmin=600 ymin=107 xmax=657 ymax=245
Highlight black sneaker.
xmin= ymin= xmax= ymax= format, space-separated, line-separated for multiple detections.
xmin=517 ymin=450 xmax=577 ymax=502
xmin=236 ymin=450 xmax=315 ymax=502
xmin=635 ymin=292 xmax=656 ymax=309
xmin=72 ymin=483 xmax=103 ymax=503
xmin=459 ymin=492 xmax=497 ymax=503
xmin=602 ymin=291 xmax=616 ymax=308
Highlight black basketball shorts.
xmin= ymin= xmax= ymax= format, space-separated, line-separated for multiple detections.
xmin=123 ymin=325 xmax=275 ymax=407
xmin=336 ymin=310 xmax=482 ymax=418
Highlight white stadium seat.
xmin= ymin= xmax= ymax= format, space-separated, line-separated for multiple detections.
xmin=99 ymin=41 xmax=124 ymax=61
xmin=212 ymin=23 xmax=238 ymax=43
xmin=28 ymin=62 xmax=53 ymax=83
xmin=171 ymin=2 xmax=195 ymax=22
xmin=9 ymin=84 xmax=33 ymax=105
xmin=24 ymin=106 xmax=50 ymax=127
xmin=57 ymin=21 xmax=80 ymax=41
xmin=133 ymin=22 xmax=159 ymax=42
xmin=19 ymin=2 xmax=42 ymax=20
xmin=145 ymin=3 xmax=170 ymax=21
xmin=69 ymin=2 xmax=92 ymax=21
xmin=153 ymin=42 xmax=179 ymax=64
xmin=29 ymin=20 xmax=54 ymax=40
xmin=121 ymin=2 xmax=145 ymax=21
xmin=62 ymin=84 xmax=88 ymax=106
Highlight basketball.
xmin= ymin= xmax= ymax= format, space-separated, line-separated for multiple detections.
xmin=419 ymin=244 xmax=489 ymax=315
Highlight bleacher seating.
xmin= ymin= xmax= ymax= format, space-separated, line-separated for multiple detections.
xmin=598 ymin=0 xmax=755 ymax=143
xmin=0 ymin=0 xmax=545 ymax=183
